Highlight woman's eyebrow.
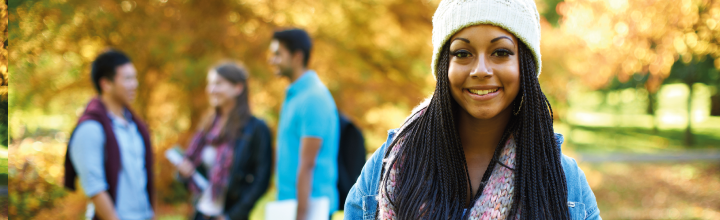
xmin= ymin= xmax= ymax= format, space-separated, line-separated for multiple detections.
xmin=491 ymin=36 xmax=514 ymax=45
xmin=451 ymin=37 xmax=470 ymax=43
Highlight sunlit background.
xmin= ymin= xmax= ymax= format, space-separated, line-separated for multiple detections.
xmin=7 ymin=0 xmax=720 ymax=219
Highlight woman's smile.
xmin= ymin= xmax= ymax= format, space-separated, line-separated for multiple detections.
xmin=465 ymin=87 xmax=502 ymax=101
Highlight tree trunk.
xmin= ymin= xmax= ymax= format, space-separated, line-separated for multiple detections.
xmin=684 ymin=81 xmax=694 ymax=147
xmin=647 ymin=91 xmax=658 ymax=134
xmin=685 ymin=64 xmax=695 ymax=147
xmin=711 ymin=93 xmax=720 ymax=116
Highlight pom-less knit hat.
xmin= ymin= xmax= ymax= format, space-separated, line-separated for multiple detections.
xmin=431 ymin=0 xmax=542 ymax=77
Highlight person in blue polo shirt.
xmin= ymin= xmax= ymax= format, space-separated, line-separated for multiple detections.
xmin=268 ymin=29 xmax=340 ymax=219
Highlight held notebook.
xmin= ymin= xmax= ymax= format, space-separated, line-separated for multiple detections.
xmin=164 ymin=146 xmax=209 ymax=191
xmin=265 ymin=197 xmax=330 ymax=220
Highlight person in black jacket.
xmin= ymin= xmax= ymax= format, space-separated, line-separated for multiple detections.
xmin=175 ymin=62 xmax=272 ymax=220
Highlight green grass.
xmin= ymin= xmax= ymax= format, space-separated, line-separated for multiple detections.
xmin=567 ymin=125 xmax=720 ymax=154
xmin=158 ymin=215 xmax=185 ymax=220
xmin=0 ymin=155 xmax=6 ymax=186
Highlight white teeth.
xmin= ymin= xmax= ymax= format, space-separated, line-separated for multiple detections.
xmin=468 ymin=88 xmax=498 ymax=95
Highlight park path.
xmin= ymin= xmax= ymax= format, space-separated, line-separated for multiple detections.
xmin=579 ymin=150 xmax=720 ymax=163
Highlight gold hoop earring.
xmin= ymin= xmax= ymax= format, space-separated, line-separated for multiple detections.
xmin=514 ymin=95 xmax=524 ymax=115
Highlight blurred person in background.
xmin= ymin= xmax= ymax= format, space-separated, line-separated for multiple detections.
xmin=268 ymin=28 xmax=341 ymax=219
xmin=64 ymin=50 xmax=156 ymax=220
xmin=175 ymin=62 xmax=273 ymax=220
xmin=344 ymin=0 xmax=600 ymax=219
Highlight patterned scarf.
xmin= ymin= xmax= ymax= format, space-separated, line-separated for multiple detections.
xmin=185 ymin=116 xmax=235 ymax=200
xmin=377 ymin=108 xmax=521 ymax=220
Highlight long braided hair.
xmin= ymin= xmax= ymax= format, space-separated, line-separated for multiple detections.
xmin=378 ymin=40 xmax=569 ymax=219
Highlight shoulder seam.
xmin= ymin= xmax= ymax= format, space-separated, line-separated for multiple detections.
xmin=586 ymin=204 xmax=599 ymax=218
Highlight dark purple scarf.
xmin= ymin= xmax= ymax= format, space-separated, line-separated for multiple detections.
xmin=184 ymin=116 xmax=235 ymax=199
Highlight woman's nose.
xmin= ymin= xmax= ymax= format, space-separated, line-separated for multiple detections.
xmin=469 ymin=55 xmax=492 ymax=78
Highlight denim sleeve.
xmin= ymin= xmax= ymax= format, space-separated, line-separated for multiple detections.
xmin=344 ymin=133 xmax=392 ymax=219
xmin=578 ymin=166 xmax=601 ymax=219
xmin=563 ymin=154 xmax=602 ymax=220
xmin=69 ymin=120 xmax=108 ymax=197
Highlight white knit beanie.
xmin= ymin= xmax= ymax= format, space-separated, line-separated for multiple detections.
xmin=431 ymin=0 xmax=542 ymax=77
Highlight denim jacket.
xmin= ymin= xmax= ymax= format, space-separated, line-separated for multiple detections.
xmin=344 ymin=129 xmax=601 ymax=220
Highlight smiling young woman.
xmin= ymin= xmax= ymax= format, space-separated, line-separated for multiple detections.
xmin=175 ymin=62 xmax=273 ymax=220
xmin=343 ymin=0 xmax=601 ymax=219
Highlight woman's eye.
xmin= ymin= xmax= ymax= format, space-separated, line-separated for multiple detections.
xmin=452 ymin=50 xmax=471 ymax=58
xmin=492 ymin=49 xmax=513 ymax=57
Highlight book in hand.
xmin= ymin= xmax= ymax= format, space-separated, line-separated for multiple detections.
xmin=164 ymin=146 xmax=209 ymax=191
xmin=265 ymin=197 xmax=330 ymax=220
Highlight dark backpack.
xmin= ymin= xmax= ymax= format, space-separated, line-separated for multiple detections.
xmin=336 ymin=113 xmax=366 ymax=210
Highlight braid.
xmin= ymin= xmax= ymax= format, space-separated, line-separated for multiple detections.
xmin=507 ymin=42 xmax=569 ymax=219
xmin=379 ymin=41 xmax=569 ymax=220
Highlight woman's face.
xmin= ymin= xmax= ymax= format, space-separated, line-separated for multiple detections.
xmin=447 ymin=24 xmax=521 ymax=120
xmin=206 ymin=70 xmax=243 ymax=108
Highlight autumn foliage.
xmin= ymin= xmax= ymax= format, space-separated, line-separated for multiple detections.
xmin=7 ymin=0 xmax=720 ymax=219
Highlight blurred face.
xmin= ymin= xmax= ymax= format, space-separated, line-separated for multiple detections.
xmin=102 ymin=63 xmax=138 ymax=107
xmin=268 ymin=39 xmax=294 ymax=78
xmin=447 ymin=24 xmax=521 ymax=120
xmin=206 ymin=70 xmax=243 ymax=108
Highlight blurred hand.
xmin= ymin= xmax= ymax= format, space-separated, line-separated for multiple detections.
xmin=178 ymin=159 xmax=195 ymax=178
xmin=215 ymin=216 xmax=227 ymax=220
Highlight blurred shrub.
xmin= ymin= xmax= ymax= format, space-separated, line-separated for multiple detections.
xmin=8 ymin=161 xmax=66 ymax=219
